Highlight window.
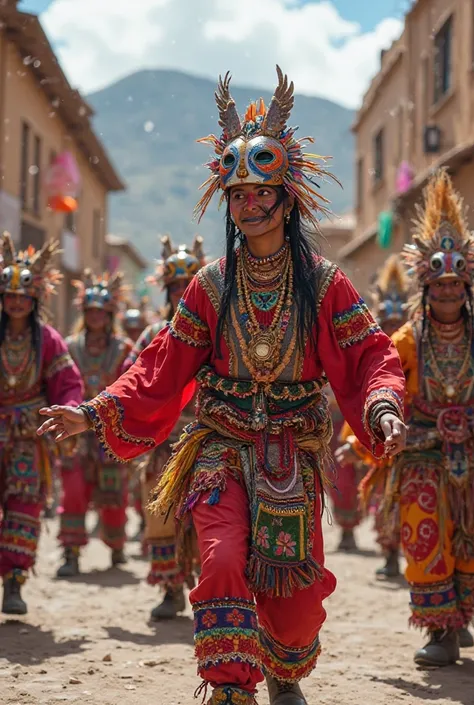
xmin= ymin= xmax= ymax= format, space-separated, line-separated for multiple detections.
xmin=64 ymin=210 xmax=75 ymax=232
xmin=92 ymin=209 xmax=102 ymax=262
xmin=373 ymin=128 xmax=384 ymax=183
xmin=434 ymin=16 xmax=453 ymax=103
xmin=20 ymin=121 xmax=30 ymax=210
xmin=422 ymin=55 xmax=430 ymax=121
xmin=33 ymin=135 xmax=41 ymax=216
xmin=19 ymin=220 xmax=45 ymax=251
xmin=356 ymin=157 xmax=364 ymax=210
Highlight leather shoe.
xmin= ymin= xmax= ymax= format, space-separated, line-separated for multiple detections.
xmin=414 ymin=629 xmax=459 ymax=667
xmin=266 ymin=675 xmax=307 ymax=704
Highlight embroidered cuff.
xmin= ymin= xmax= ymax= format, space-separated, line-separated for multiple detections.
xmin=169 ymin=299 xmax=211 ymax=348
xmin=82 ymin=392 xmax=155 ymax=463
xmin=363 ymin=388 xmax=404 ymax=444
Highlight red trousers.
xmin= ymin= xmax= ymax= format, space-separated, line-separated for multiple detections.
xmin=329 ymin=462 xmax=363 ymax=531
xmin=190 ymin=478 xmax=336 ymax=692
xmin=58 ymin=460 xmax=127 ymax=551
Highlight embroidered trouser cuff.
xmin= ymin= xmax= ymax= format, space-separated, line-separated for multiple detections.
xmin=190 ymin=477 xmax=336 ymax=692
xmin=260 ymin=628 xmax=321 ymax=681
xmin=0 ymin=503 xmax=41 ymax=578
xmin=147 ymin=539 xmax=185 ymax=587
xmin=58 ymin=513 xmax=88 ymax=548
xmin=409 ymin=572 xmax=474 ymax=630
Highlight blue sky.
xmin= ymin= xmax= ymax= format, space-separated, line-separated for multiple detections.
xmin=20 ymin=0 xmax=407 ymax=32
xmin=19 ymin=0 xmax=406 ymax=108
xmin=19 ymin=0 xmax=51 ymax=12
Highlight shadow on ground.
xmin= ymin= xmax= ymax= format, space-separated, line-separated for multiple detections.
xmin=105 ymin=620 xmax=194 ymax=647
xmin=0 ymin=621 xmax=89 ymax=665
xmin=372 ymin=658 xmax=474 ymax=704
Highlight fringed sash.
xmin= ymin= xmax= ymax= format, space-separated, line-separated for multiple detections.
xmin=149 ymin=372 xmax=333 ymax=598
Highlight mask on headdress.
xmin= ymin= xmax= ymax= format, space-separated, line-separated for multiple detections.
xmin=148 ymin=234 xmax=206 ymax=289
xmin=123 ymin=296 xmax=149 ymax=331
xmin=73 ymin=269 xmax=127 ymax=313
xmin=370 ymin=255 xmax=409 ymax=326
xmin=0 ymin=231 xmax=62 ymax=301
xmin=195 ymin=66 xmax=337 ymax=227
xmin=403 ymin=170 xmax=474 ymax=286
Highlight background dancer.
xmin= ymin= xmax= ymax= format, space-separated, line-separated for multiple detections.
xmin=56 ymin=270 xmax=133 ymax=577
xmin=123 ymin=234 xmax=204 ymax=621
xmin=388 ymin=170 xmax=474 ymax=666
xmin=0 ymin=233 xmax=83 ymax=614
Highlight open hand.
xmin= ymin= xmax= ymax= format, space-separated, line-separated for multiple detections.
xmin=37 ymin=405 xmax=90 ymax=442
xmin=380 ymin=413 xmax=406 ymax=457
xmin=334 ymin=442 xmax=357 ymax=466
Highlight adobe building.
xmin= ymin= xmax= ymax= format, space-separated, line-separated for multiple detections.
xmin=0 ymin=0 xmax=124 ymax=332
xmin=343 ymin=0 xmax=474 ymax=297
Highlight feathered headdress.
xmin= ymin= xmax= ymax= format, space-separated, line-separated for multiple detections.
xmin=194 ymin=65 xmax=338 ymax=227
xmin=370 ymin=255 xmax=409 ymax=325
xmin=148 ymin=234 xmax=206 ymax=289
xmin=72 ymin=268 xmax=128 ymax=313
xmin=0 ymin=231 xmax=62 ymax=303
xmin=403 ymin=169 xmax=474 ymax=287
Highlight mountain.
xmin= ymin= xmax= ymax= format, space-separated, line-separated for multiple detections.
xmin=87 ymin=69 xmax=355 ymax=260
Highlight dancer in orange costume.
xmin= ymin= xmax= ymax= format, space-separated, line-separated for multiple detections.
xmin=38 ymin=67 xmax=406 ymax=705
xmin=384 ymin=170 xmax=474 ymax=666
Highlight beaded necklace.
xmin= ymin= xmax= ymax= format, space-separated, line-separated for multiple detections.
xmin=429 ymin=315 xmax=464 ymax=344
xmin=0 ymin=329 xmax=35 ymax=391
xmin=232 ymin=243 xmax=296 ymax=383
xmin=426 ymin=318 xmax=472 ymax=402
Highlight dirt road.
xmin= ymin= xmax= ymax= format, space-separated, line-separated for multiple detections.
xmin=1 ymin=512 xmax=473 ymax=705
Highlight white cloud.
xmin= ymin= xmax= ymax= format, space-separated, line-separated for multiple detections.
xmin=41 ymin=0 xmax=403 ymax=109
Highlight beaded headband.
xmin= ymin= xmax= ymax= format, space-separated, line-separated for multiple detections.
xmin=194 ymin=65 xmax=338 ymax=228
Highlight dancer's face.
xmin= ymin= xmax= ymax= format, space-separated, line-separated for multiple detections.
xmin=229 ymin=184 xmax=285 ymax=241
xmin=168 ymin=281 xmax=189 ymax=313
xmin=84 ymin=307 xmax=109 ymax=331
xmin=3 ymin=293 xmax=34 ymax=320
xmin=428 ymin=279 xmax=466 ymax=320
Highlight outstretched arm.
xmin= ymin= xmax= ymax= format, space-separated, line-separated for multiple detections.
xmin=38 ymin=277 xmax=212 ymax=460
xmin=318 ymin=269 xmax=406 ymax=457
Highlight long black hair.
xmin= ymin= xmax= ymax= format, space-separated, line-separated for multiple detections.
xmin=0 ymin=298 xmax=42 ymax=369
xmin=215 ymin=186 xmax=325 ymax=358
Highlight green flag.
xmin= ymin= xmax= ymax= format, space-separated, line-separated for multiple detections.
xmin=377 ymin=210 xmax=393 ymax=249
